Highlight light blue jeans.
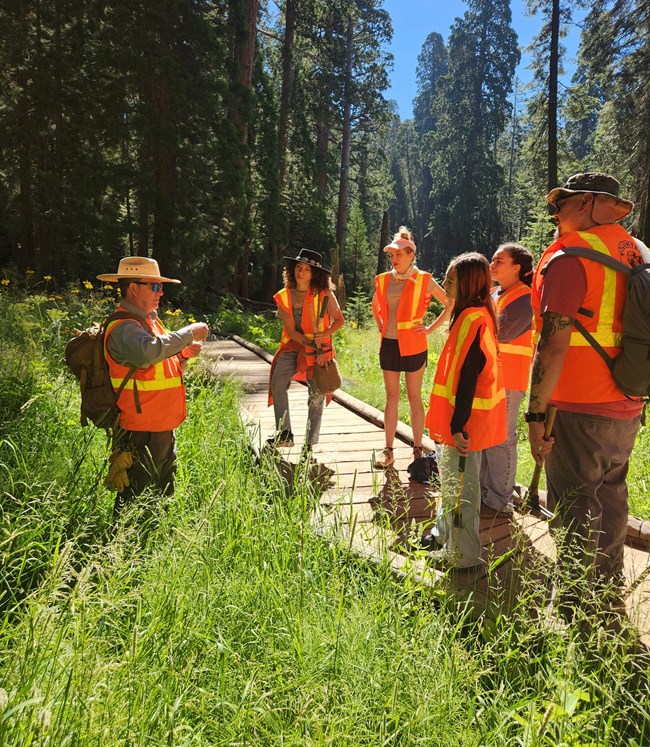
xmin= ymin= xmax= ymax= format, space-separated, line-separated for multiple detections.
xmin=480 ymin=388 xmax=525 ymax=512
xmin=270 ymin=350 xmax=325 ymax=445
xmin=433 ymin=444 xmax=482 ymax=568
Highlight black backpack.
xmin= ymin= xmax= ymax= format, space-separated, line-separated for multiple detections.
xmin=544 ymin=246 xmax=650 ymax=399
xmin=65 ymin=311 xmax=145 ymax=428
xmin=407 ymin=452 xmax=440 ymax=486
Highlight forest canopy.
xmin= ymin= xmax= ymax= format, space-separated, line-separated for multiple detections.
xmin=0 ymin=0 xmax=648 ymax=305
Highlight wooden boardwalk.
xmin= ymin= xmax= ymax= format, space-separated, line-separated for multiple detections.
xmin=203 ymin=335 xmax=650 ymax=641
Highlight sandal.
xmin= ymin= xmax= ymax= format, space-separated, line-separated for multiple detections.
xmin=373 ymin=447 xmax=395 ymax=469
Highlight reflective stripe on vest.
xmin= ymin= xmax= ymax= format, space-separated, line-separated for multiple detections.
xmin=426 ymin=307 xmax=506 ymax=451
xmin=494 ymin=281 xmax=533 ymax=391
xmin=105 ymin=311 xmax=186 ymax=431
xmin=374 ymin=270 xmax=432 ymax=356
xmin=273 ymin=288 xmax=332 ymax=358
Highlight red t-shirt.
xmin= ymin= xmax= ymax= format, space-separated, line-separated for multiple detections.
xmin=540 ymin=256 xmax=643 ymax=419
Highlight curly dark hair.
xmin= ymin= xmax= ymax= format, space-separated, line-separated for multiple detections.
xmin=283 ymin=262 xmax=334 ymax=292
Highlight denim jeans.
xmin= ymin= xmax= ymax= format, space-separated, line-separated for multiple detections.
xmin=480 ymin=388 xmax=525 ymax=512
xmin=270 ymin=350 xmax=325 ymax=445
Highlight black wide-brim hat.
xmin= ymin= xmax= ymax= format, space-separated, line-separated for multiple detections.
xmin=283 ymin=248 xmax=331 ymax=275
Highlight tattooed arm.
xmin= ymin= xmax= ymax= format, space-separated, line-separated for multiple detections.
xmin=527 ymin=311 xmax=573 ymax=463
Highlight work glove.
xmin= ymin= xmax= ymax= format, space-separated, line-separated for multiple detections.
xmin=104 ymin=449 xmax=133 ymax=493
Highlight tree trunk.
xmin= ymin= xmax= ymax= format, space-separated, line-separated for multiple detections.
xmin=547 ymin=0 xmax=559 ymax=193
xmin=316 ymin=125 xmax=329 ymax=200
xmin=377 ymin=210 xmax=389 ymax=277
xmin=152 ymin=31 xmax=175 ymax=273
xmin=16 ymin=70 xmax=34 ymax=271
xmin=226 ymin=0 xmax=258 ymax=294
xmin=264 ymin=0 xmax=295 ymax=300
xmin=334 ymin=21 xmax=354 ymax=301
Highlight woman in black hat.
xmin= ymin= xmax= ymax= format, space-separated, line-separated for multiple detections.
xmin=267 ymin=249 xmax=345 ymax=453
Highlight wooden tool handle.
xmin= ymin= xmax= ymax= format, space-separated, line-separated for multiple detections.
xmin=527 ymin=404 xmax=557 ymax=500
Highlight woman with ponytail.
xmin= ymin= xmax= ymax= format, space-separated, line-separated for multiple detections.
xmin=480 ymin=243 xmax=534 ymax=516
xmin=371 ymin=226 xmax=448 ymax=468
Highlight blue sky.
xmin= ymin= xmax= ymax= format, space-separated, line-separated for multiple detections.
xmin=382 ymin=0 xmax=584 ymax=119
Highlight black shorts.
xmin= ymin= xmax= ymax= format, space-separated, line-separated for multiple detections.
xmin=379 ymin=337 xmax=427 ymax=372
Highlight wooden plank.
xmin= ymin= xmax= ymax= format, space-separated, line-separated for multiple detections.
xmin=204 ymin=337 xmax=650 ymax=640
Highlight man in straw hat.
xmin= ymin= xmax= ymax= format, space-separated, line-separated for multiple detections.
xmin=526 ymin=173 xmax=647 ymax=622
xmin=97 ymin=256 xmax=209 ymax=518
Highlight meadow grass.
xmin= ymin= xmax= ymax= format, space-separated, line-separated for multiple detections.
xmin=1 ymin=286 xmax=648 ymax=745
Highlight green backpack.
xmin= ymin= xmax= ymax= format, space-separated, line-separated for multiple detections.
xmin=65 ymin=311 xmax=144 ymax=428
xmin=545 ymin=246 xmax=650 ymax=399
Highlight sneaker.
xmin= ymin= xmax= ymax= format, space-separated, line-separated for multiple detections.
xmin=267 ymin=429 xmax=294 ymax=447
xmin=373 ymin=447 xmax=394 ymax=469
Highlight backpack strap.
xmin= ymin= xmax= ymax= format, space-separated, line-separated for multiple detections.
xmin=542 ymin=245 xmax=633 ymax=276
xmin=102 ymin=312 xmax=151 ymax=415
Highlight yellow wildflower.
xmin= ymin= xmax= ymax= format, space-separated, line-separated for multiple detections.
xmin=43 ymin=275 xmax=52 ymax=281
xmin=1 ymin=279 xmax=9 ymax=286
xmin=165 ymin=309 xmax=174 ymax=316
xmin=83 ymin=280 xmax=93 ymax=290
xmin=188 ymin=316 xmax=196 ymax=323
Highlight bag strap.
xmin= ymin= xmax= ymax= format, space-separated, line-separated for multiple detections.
xmin=102 ymin=312 xmax=149 ymax=415
xmin=550 ymin=246 xmax=632 ymax=275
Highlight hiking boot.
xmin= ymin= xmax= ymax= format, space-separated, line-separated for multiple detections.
xmin=267 ymin=429 xmax=294 ymax=447
xmin=373 ymin=447 xmax=394 ymax=469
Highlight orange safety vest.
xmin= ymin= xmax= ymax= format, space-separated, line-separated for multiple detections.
xmin=374 ymin=270 xmax=433 ymax=356
xmin=426 ymin=306 xmax=506 ymax=451
xmin=532 ymin=224 xmax=642 ymax=403
xmin=273 ymin=287 xmax=335 ymax=361
xmin=494 ymin=281 xmax=533 ymax=392
xmin=104 ymin=309 xmax=186 ymax=432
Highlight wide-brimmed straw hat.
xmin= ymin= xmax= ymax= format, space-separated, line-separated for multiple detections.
xmin=97 ymin=256 xmax=181 ymax=284
xmin=383 ymin=237 xmax=416 ymax=253
xmin=546 ymin=172 xmax=633 ymax=221
xmin=283 ymin=248 xmax=331 ymax=275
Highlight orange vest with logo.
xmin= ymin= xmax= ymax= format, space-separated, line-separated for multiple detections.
xmin=104 ymin=309 xmax=186 ymax=432
xmin=274 ymin=288 xmax=335 ymax=364
xmin=532 ymin=224 xmax=642 ymax=403
xmin=426 ymin=307 xmax=506 ymax=451
xmin=494 ymin=281 xmax=533 ymax=392
xmin=374 ymin=270 xmax=432 ymax=356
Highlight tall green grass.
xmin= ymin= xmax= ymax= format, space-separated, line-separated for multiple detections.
xmin=0 ymin=287 xmax=648 ymax=745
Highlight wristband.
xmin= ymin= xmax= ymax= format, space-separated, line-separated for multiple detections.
xmin=524 ymin=411 xmax=546 ymax=423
